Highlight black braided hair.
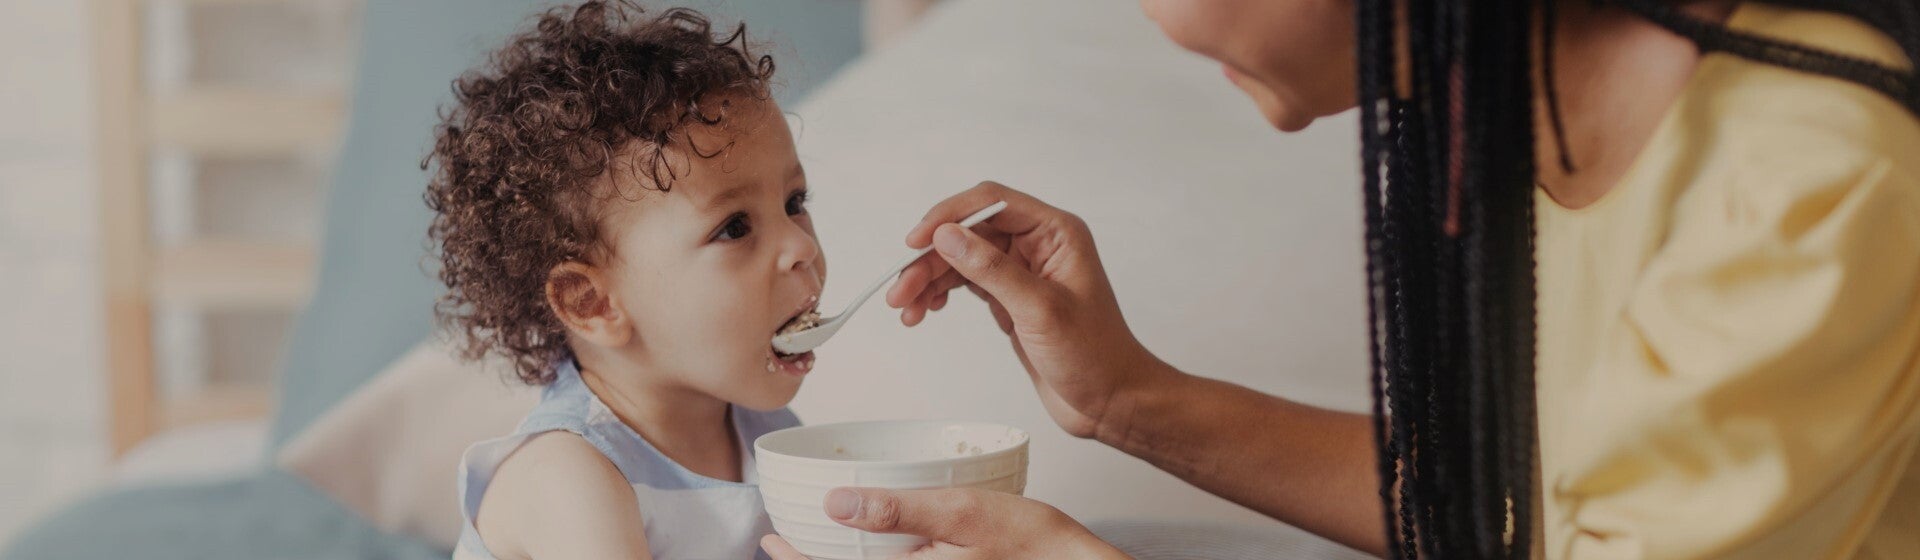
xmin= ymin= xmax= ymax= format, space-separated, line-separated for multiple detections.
xmin=1354 ymin=1 xmax=1919 ymax=558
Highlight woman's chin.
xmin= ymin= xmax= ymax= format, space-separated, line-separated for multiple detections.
xmin=1247 ymin=94 xmax=1315 ymax=132
xmin=1266 ymin=109 xmax=1314 ymax=133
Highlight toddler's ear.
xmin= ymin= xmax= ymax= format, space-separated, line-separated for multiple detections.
xmin=546 ymin=261 xmax=632 ymax=348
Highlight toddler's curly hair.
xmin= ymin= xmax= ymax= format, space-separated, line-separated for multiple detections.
xmin=423 ymin=0 xmax=775 ymax=384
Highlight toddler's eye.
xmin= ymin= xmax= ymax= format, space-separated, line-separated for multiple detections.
xmin=786 ymin=190 xmax=811 ymax=216
xmin=712 ymin=213 xmax=752 ymax=241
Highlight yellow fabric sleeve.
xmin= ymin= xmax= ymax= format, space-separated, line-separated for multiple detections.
xmin=1555 ymin=135 xmax=1920 ymax=558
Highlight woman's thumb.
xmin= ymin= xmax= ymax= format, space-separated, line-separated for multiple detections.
xmin=931 ymin=223 xmax=1049 ymax=311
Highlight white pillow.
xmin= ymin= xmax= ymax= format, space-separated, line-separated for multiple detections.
xmin=276 ymin=340 xmax=537 ymax=550
xmin=790 ymin=0 xmax=1370 ymax=524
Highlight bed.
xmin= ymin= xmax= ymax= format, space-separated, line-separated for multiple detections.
xmin=5 ymin=0 xmax=1371 ymax=558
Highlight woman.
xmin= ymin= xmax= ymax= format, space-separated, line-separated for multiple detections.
xmin=765 ymin=0 xmax=1920 ymax=558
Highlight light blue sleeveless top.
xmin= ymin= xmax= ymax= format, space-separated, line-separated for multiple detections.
xmin=453 ymin=359 xmax=800 ymax=560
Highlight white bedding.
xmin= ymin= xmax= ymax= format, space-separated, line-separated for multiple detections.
xmin=113 ymin=420 xmax=267 ymax=486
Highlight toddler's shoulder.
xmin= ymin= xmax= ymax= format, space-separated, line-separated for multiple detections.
xmin=476 ymin=431 xmax=642 ymax=558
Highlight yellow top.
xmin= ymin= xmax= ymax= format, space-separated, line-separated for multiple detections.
xmin=1535 ymin=4 xmax=1920 ymax=559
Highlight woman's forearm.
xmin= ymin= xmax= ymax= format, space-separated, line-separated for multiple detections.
xmin=1095 ymin=365 xmax=1389 ymax=556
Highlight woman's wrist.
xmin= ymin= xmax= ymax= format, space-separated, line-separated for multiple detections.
xmin=1091 ymin=356 xmax=1188 ymax=451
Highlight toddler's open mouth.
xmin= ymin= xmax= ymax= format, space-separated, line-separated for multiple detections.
xmin=771 ymin=297 xmax=821 ymax=360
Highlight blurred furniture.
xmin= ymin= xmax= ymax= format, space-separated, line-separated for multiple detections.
xmin=91 ymin=0 xmax=353 ymax=457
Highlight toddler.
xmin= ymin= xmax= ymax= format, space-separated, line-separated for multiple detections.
xmin=425 ymin=2 xmax=824 ymax=558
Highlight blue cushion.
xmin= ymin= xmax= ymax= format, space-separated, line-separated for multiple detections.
xmin=268 ymin=0 xmax=861 ymax=449
xmin=1 ymin=469 xmax=446 ymax=560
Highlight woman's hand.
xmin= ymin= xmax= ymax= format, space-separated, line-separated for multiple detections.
xmin=880 ymin=183 xmax=1394 ymax=555
xmin=887 ymin=182 xmax=1175 ymax=439
xmin=758 ymin=487 xmax=1129 ymax=560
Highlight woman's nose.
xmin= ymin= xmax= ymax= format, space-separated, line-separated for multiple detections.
xmin=1139 ymin=0 xmax=1165 ymax=25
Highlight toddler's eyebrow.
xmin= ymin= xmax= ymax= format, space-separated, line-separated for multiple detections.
xmin=694 ymin=163 xmax=806 ymax=213
xmin=696 ymin=184 xmax=753 ymax=214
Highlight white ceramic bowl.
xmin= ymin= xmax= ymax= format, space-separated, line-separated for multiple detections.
xmin=755 ymin=420 xmax=1030 ymax=560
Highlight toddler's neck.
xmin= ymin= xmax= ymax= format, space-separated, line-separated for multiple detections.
xmin=574 ymin=350 xmax=746 ymax=483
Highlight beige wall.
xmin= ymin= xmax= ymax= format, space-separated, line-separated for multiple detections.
xmin=0 ymin=0 xmax=110 ymax=544
xmin=0 ymin=0 xmax=354 ymax=544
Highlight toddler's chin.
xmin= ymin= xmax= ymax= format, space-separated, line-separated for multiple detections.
xmin=731 ymin=384 xmax=802 ymax=412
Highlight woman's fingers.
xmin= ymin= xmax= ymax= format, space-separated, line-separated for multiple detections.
xmin=967 ymin=284 xmax=1015 ymax=335
xmin=901 ymin=227 xmax=1032 ymax=326
xmin=904 ymin=271 xmax=965 ymax=322
xmin=893 ymin=228 xmax=1012 ymax=327
xmin=923 ymin=269 xmax=973 ymax=305
xmin=889 ymin=253 xmax=953 ymax=308
xmin=898 ymin=181 xmax=1152 ymax=443
xmin=891 ymin=227 xmax=1011 ymax=310
xmin=759 ymin=535 xmax=809 ymax=560
xmin=820 ymin=486 xmax=1114 ymax=560
xmin=824 ymin=487 xmax=997 ymax=545
xmin=904 ymin=181 xmax=1054 ymax=249
xmin=896 ymin=182 xmax=1061 ymax=322
xmin=900 ymin=287 xmax=950 ymax=326
xmin=913 ymin=233 xmax=1020 ymax=316
xmin=924 ymin=224 xmax=1056 ymax=325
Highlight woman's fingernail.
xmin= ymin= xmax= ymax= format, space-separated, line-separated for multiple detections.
xmin=933 ymin=225 xmax=967 ymax=258
xmin=826 ymin=489 xmax=862 ymax=520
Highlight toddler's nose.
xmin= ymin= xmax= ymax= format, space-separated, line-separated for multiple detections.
xmin=777 ymin=225 xmax=822 ymax=278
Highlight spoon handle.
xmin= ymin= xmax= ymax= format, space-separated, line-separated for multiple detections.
xmin=891 ymin=200 xmax=1009 ymax=271
xmin=846 ymin=200 xmax=1010 ymax=319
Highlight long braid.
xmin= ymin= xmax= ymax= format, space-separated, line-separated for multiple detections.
xmin=1377 ymin=103 xmax=1421 ymax=557
xmin=1359 ymin=0 xmax=1536 ymax=556
xmin=1385 ymin=107 xmax=1432 ymax=557
xmin=1400 ymin=9 xmax=1441 ymax=555
xmin=1355 ymin=0 xmax=1406 ymax=552
xmin=1356 ymin=0 xmax=1545 ymax=556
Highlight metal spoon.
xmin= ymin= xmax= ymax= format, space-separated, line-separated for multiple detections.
xmin=772 ymin=200 xmax=1009 ymax=355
